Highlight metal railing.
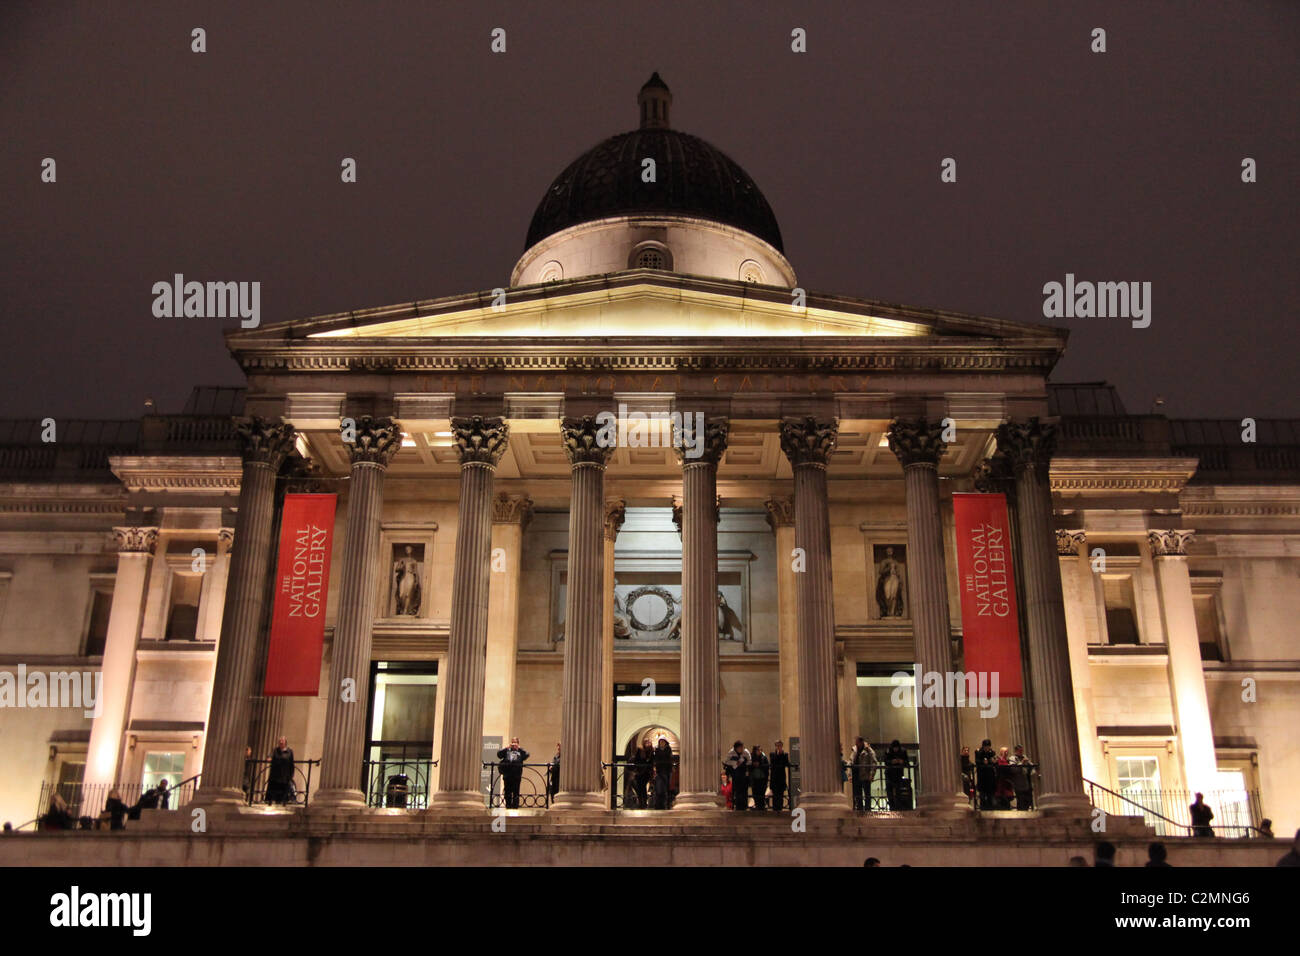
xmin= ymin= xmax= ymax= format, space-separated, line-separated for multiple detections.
xmin=483 ymin=762 xmax=556 ymax=809
xmin=242 ymin=758 xmax=319 ymax=806
xmin=35 ymin=774 xmax=201 ymax=828
xmin=964 ymin=760 xmax=1040 ymax=811
xmin=363 ymin=757 xmax=437 ymax=809
xmin=1084 ymin=779 xmax=1266 ymax=838
xmin=604 ymin=758 xmax=679 ymax=809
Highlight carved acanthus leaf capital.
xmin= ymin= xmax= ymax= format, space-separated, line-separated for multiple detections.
xmin=603 ymin=498 xmax=626 ymax=541
xmin=995 ymin=418 xmax=1058 ymax=472
xmin=493 ymin=492 xmax=533 ymax=528
xmin=235 ymin=417 xmax=296 ymax=469
xmin=342 ymin=416 xmax=402 ymax=466
xmin=673 ymin=416 xmax=729 ymax=467
xmin=113 ymin=526 xmax=159 ymax=554
xmin=1056 ymin=529 xmax=1087 ymax=556
xmin=453 ymin=416 xmax=509 ymax=467
xmin=1148 ymin=529 xmax=1195 ymax=557
xmin=764 ymin=495 xmax=796 ymax=530
xmin=887 ymin=419 xmax=948 ymax=468
xmin=561 ymin=416 xmax=616 ymax=467
xmin=779 ymin=417 xmax=838 ymax=468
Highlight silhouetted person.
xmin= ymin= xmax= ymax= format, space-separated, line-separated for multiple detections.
xmin=850 ymin=737 xmax=877 ymax=812
xmin=1010 ymin=745 xmax=1034 ymax=810
xmin=960 ymin=746 xmax=975 ymax=800
xmin=652 ymin=737 xmax=674 ymax=809
xmin=101 ymin=789 xmax=127 ymax=831
xmin=632 ymin=738 xmax=653 ymax=809
xmin=497 ymin=737 xmax=528 ymax=809
xmin=1145 ymin=842 xmax=1171 ymax=867
xmin=242 ymin=745 xmax=255 ymax=802
xmin=863 ymin=857 xmax=881 ymax=867
xmin=884 ymin=740 xmax=908 ymax=810
xmin=750 ymin=745 xmax=770 ymax=810
xmin=1189 ymin=792 xmax=1214 ymax=837
xmin=725 ymin=740 xmax=750 ymax=811
xmin=1094 ymin=841 xmax=1117 ymax=867
xmin=1258 ymin=818 xmax=1275 ymax=839
xmin=770 ymin=740 xmax=791 ymax=812
xmin=1068 ymin=856 xmax=1088 ymax=867
xmin=546 ymin=742 xmax=561 ymax=800
xmin=974 ymin=739 xmax=997 ymax=810
xmin=266 ymin=736 xmax=295 ymax=804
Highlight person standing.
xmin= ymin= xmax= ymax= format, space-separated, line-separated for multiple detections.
xmin=497 ymin=737 xmax=529 ymax=809
xmin=1009 ymin=745 xmax=1034 ymax=810
xmin=546 ymin=742 xmax=561 ymax=802
xmin=959 ymin=746 xmax=975 ymax=801
xmin=749 ymin=745 xmax=770 ymax=810
xmin=769 ymin=740 xmax=792 ymax=812
xmin=652 ymin=737 xmax=674 ymax=810
xmin=266 ymin=736 xmax=295 ymax=804
xmin=850 ymin=737 xmax=877 ymax=812
xmin=974 ymin=739 xmax=997 ymax=810
xmin=725 ymin=741 xmax=751 ymax=811
xmin=1189 ymin=793 xmax=1215 ymax=837
xmin=631 ymin=738 xmax=653 ymax=809
xmin=884 ymin=740 xmax=908 ymax=810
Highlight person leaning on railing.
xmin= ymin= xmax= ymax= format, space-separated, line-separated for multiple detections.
xmin=97 ymin=789 xmax=127 ymax=831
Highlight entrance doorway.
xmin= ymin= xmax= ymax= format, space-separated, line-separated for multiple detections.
xmin=612 ymin=682 xmax=679 ymax=808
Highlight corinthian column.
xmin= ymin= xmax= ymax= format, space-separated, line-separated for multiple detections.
xmin=674 ymin=417 xmax=728 ymax=811
xmin=85 ymin=526 xmax=158 ymax=789
xmin=1149 ymin=529 xmax=1218 ymax=794
xmin=995 ymin=419 xmax=1088 ymax=814
xmin=314 ymin=417 xmax=401 ymax=808
xmin=196 ymin=418 xmax=296 ymax=806
xmin=765 ymin=496 xmax=799 ymax=741
xmin=481 ymin=492 xmax=532 ymax=752
xmin=426 ymin=418 xmax=510 ymax=808
xmin=552 ymin=416 xmax=615 ymax=810
xmin=889 ymin=420 xmax=967 ymax=813
xmin=779 ymin=417 xmax=849 ymax=810
xmin=600 ymin=498 xmax=626 ymax=779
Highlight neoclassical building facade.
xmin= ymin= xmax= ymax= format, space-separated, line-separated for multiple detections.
xmin=2 ymin=77 xmax=1297 ymax=834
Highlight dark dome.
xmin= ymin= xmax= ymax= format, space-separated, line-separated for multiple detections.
xmin=525 ymin=82 xmax=784 ymax=253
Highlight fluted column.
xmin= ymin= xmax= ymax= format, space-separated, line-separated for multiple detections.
xmin=779 ymin=417 xmax=848 ymax=810
xmin=888 ymin=420 xmax=967 ymax=812
xmin=1056 ymin=528 xmax=1104 ymax=782
xmin=196 ymin=419 xmax=296 ymax=806
xmin=674 ymin=418 xmax=728 ymax=810
xmin=85 ymin=527 xmax=158 ymax=788
xmin=424 ymin=417 xmax=510 ymax=809
xmin=314 ymin=417 xmax=401 ymax=807
xmin=765 ymin=496 xmax=799 ymax=740
xmin=481 ymin=492 xmax=531 ymax=751
xmin=600 ymin=498 xmax=626 ymax=778
xmin=552 ymin=416 xmax=615 ymax=810
xmin=194 ymin=527 xmax=234 ymax=778
xmin=996 ymin=419 xmax=1088 ymax=814
xmin=1149 ymin=529 xmax=1219 ymax=794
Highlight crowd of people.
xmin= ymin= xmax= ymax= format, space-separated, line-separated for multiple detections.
xmin=962 ymin=739 xmax=1037 ymax=810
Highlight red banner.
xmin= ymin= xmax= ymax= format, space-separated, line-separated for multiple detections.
xmin=952 ymin=493 xmax=1023 ymax=697
xmin=264 ymin=494 xmax=337 ymax=696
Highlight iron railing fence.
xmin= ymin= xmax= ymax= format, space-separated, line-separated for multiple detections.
xmin=1084 ymin=780 xmax=1265 ymax=838
xmin=363 ymin=758 xmax=437 ymax=809
xmin=35 ymin=775 xmax=200 ymax=828
xmin=242 ymin=758 xmax=319 ymax=807
xmin=482 ymin=762 xmax=555 ymax=809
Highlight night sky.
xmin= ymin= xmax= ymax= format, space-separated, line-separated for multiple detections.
xmin=2 ymin=1 xmax=1296 ymax=421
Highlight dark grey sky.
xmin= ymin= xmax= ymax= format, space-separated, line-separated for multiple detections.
xmin=3 ymin=1 xmax=1297 ymax=420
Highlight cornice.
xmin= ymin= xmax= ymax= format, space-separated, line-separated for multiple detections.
xmin=1049 ymin=456 xmax=1199 ymax=494
xmin=1180 ymin=485 xmax=1300 ymax=517
xmin=109 ymin=455 xmax=242 ymax=493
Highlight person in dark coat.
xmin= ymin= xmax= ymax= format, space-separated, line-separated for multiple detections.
xmin=725 ymin=741 xmax=750 ymax=811
xmin=1145 ymin=842 xmax=1171 ymax=867
xmin=631 ymin=738 xmax=653 ymax=809
xmin=242 ymin=745 xmax=255 ymax=803
xmin=1009 ymin=745 xmax=1034 ymax=810
xmin=960 ymin=746 xmax=975 ymax=800
xmin=42 ymin=791 xmax=75 ymax=830
xmin=651 ymin=737 xmax=674 ymax=809
xmin=974 ymin=739 xmax=998 ymax=810
xmin=884 ymin=740 xmax=908 ymax=810
xmin=497 ymin=737 xmax=529 ymax=809
xmin=546 ymin=742 xmax=561 ymax=799
xmin=1189 ymin=793 xmax=1215 ymax=837
xmin=266 ymin=736 xmax=295 ymax=804
xmin=101 ymin=789 xmax=127 ymax=831
xmin=769 ymin=740 xmax=792 ymax=812
xmin=850 ymin=737 xmax=877 ymax=812
xmin=749 ymin=745 xmax=770 ymax=810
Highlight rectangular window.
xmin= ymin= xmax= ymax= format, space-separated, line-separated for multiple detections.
xmin=141 ymin=751 xmax=186 ymax=791
xmin=1114 ymin=755 xmax=1168 ymax=834
xmin=165 ymin=572 xmax=202 ymax=641
xmin=1193 ymin=591 xmax=1225 ymax=661
xmin=56 ymin=760 xmax=85 ymax=808
xmin=83 ymin=587 xmax=114 ymax=656
xmin=1102 ymin=576 xmax=1140 ymax=644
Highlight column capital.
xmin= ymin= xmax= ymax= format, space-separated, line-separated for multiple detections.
xmin=603 ymin=497 xmax=626 ymax=541
xmin=779 ymin=416 xmax=838 ymax=468
xmin=561 ymin=415 xmax=616 ymax=467
xmin=995 ymin=418 xmax=1058 ymax=472
xmin=217 ymin=527 xmax=235 ymax=556
xmin=764 ymin=495 xmax=796 ymax=530
xmin=341 ymin=415 xmax=402 ymax=467
xmin=235 ymin=417 xmax=296 ymax=469
xmin=492 ymin=492 xmax=533 ymax=528
xmin=887 ymin=419 xmax=947 ymax=468
xmin=1056 ymin=529 xmax=1087 ymax=556
xmin=112 ymin=526 xmax=159 ymax=554
xmin=1148 ymin=529 xmax=1195 ymax=557
xmin=452 ymin=415 xmax=510 ymax=467
xmin=673 ymin=416 xmax=729 ymax=467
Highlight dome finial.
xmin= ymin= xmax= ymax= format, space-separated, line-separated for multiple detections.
xmin=638 ymin=72 xmax=672 ymax=129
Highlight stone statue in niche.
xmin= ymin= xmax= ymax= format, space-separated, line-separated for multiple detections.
xmin=612 ymin=579 xmax=633 ymax=639
xmin=874 ymin=545 xmax=907 ymax=618
xmin=390 ymin=544 xmax=423 ymax=616
xmin=717 ymin=591 xmax=743 ymax=641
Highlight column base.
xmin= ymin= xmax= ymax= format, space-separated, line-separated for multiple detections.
xmin=672 ymin=791 xmax=723 ymax=812
xmin=550 ymin=791 xmax=605 ymax=811
xmin=429 ymin=790 xmax=486 ymax=812
xmin=794 ymin=791 xmax=853 ymax=814
xmin=1036 ymin=791 xmax=1093 ymax=818
xmin=310 ymin=788 xmax=366 ymax=810
xmin=917 ymin=792 xmax=973 ymax=816
xmin=190 ymin=786 xmax=248 ymax=810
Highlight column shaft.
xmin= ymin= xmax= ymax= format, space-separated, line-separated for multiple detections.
xmin=766 ymin=497 xmax=800 ymax=741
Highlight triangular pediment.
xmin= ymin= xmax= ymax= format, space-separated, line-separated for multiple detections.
xmin=231 ymin=272 xmax=1066 ymax=347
